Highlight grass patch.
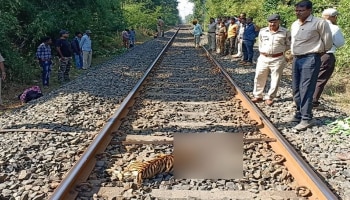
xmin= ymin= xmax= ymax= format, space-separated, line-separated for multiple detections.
xmin=327 ymin=116 xmax=350 ymax=136
xmin=322 ymin=72 xmax=350 ymax=115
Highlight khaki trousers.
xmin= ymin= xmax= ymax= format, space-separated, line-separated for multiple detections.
xmin=207 ymin=33 xmax=216 ymax=50
xmin=83 ymin=51 xmax=92 ymax=69
xmin=253 ymin=54 xmax=286 ymax=100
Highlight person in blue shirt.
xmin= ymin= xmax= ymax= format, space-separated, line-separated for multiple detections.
xmin=80 ymin=30 xmax=92 ymax=70
xmin=192 ymin=19 xmax=203 ymax=48
xmin=240 ymin=17 xmax=259 ymax=66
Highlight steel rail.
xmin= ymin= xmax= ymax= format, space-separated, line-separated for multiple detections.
xmin=49 ymin=27 xmax=180 ymax=200
xmin=203 ymin=47 xmax=338 ymax=200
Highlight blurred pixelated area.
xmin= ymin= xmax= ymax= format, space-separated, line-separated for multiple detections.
xmin=173 ymin=132 xmax=243 ymax=179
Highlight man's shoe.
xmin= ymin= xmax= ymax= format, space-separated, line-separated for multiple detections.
xmin=294 ymin=119 xmax=314 ymax=131
xmin=251 ymin=97 xmax=263 ymax=103
xmin=265 ymin=99 xmax=274 ymax=106
xmin=238 ymin=61 xmax=246 ymax=64
xmin=289 ymin=115 xmax=301 ymax=123
xmin=244 ymin=62 xmax=253 ymax=66
xmin=313 ymin=102 xmax=325 ymax=110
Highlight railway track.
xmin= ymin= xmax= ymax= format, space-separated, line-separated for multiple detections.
xmin=47 ymin=26 xmax=339 ymax=200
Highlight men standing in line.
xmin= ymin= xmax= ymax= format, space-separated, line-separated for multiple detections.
xmin=312 ymin=8 xmax=345 ymax=108
xmin=0 ymin=53 xmax=6 ymax=107
xmin=71 ymin=32 xmax=83 ymax=69
xmin=225 ymin=17 xmax=239 ymax=56
xmin=80 ymin=30 xmax=92 ymax=70
xmin=56 ymin=30 xmax=72 ymax=83
xmin=290 ymin=0 xmax=333 ymax=131
xmin=252 ymin=14 xmax=291 ymax=106
xmin=36 ymin=36 xmax=53 ymax=87
xmin=157 ymin=17 xmax=164 ymax=37
xmin=207 ymin=18 xmax=217 ymax=52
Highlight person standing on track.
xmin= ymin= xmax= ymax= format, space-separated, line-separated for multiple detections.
xmin=71 ymin=32 xmax=83 ymax=69
xmin=157 ymin=16 xmax=165 ymax=37
xmin=56 ymin=30 xmax=73 ymax=83
xmin=289 ymin=0 xmax=333 ymax=131
xmin=312 ymin=8 xmax=345 ymax=109
xmin=225 ymin=17 xmax=239 ymax=56
xmin=207 ymin=17 xmax=217 ymax=52
xmin=232 ymin=13 xmax=246 ymax=59
xmin=80 ymin=30 xmax=93 ymax=70
xmin=217 ymin=22 xmax=227 ymax=55
xmin=239 ymin=17 xmax=259 ymax=66
xmin=251 ymin=14 xmax=291 ymax=106
xmin=215 ymin=18 xmax=222 ymax=54
xmin=36 ymin=36 xmax=53 ymax=87
xmin=192 ymin=19 xmax=203 ymax=48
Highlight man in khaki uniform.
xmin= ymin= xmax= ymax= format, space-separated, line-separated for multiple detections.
xmin=0 ymin=53 xmax=6 ymax=107
xmin=252 ymin=14 xmax=291 ymax=106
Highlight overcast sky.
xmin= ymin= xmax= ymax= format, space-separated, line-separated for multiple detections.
xmin=177 ymin=0 xmax=194 ymax=20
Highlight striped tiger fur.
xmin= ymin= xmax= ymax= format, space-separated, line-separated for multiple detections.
xmin=124 ymin=154 xmax=174 ymax=186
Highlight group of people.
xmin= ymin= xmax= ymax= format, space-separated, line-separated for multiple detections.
xmin=206 ymin=13 xmax=260 ymax=67
xmin=35 ymin=30 xmax=93 ymax=87
xmin=207 ymin=0 xmax=345 ymax=131
xmin=121 ymin=28 xmax=136 ymax=49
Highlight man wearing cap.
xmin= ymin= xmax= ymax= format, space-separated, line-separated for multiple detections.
xmin=56 ymin=30 xmax=72 ymax=83
xmin=289 ymin=0 xmax=333 ymax=131
xmin=313 ymin=8 xmax=345 ymax=108
xmin=252 ymin=14 xmax=291 ymax=106
xmin=80 ymin=30 xmax=93 ymax=70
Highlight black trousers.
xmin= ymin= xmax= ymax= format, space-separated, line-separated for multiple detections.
xmin=313 ymin=53 xmax=336 ymax=104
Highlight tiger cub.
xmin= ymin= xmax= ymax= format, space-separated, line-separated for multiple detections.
xmin=124 ymin=154 xmax=174 ymax=186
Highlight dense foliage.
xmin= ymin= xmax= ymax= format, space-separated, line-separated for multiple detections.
xmin=189 ymin=0 xmax=348 ymax=72
xmin=0 ymin=0 xmax=179 ymax=83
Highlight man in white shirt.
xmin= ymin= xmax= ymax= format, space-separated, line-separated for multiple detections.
xmin=232 ymin=13 xmax=246 ymax=59
xmin=207 ymin=18 xmax=217 ymax=51
xmin=313 ymin=8 xmax=345 ymax=108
